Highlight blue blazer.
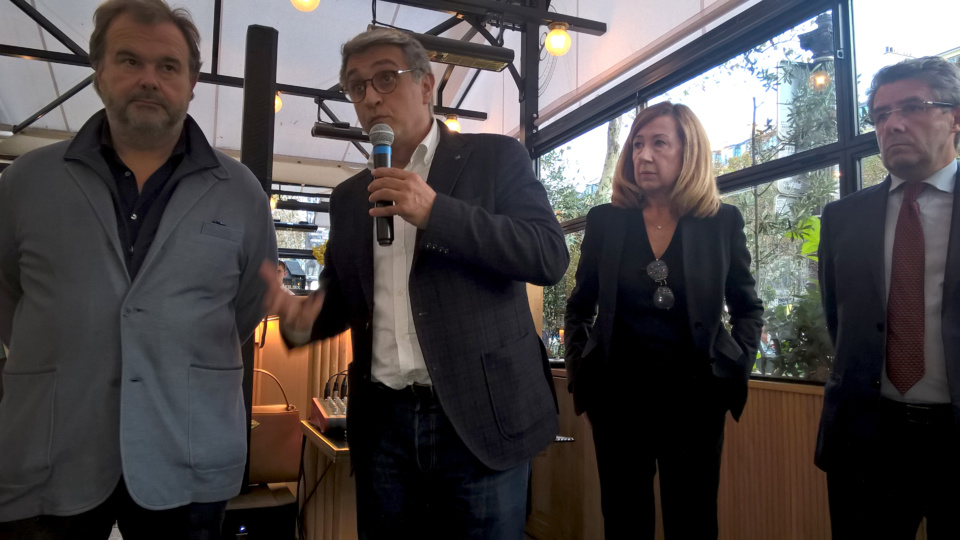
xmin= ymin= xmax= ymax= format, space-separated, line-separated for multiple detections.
xmin=816 ymin=172 xmax=960 ymax=472
xmin=564 ymin=203 xmax=764 ymax=419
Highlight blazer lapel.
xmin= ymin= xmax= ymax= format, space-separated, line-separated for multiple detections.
xmin=412 ymin=122 xmax=468 ymax=269
xmin=942 ymin=170 xmax=960 ymax=402
xmin=680 ymin=214 xmax=719 ymax=352
xmin=861 ymin=178 xmax=892 ymax=311
xmin=357 ymin=173 xmax=375 ymax=312
xmin=943 ymin=170 xmax=960 ymax=317
xmin=424 ymin=121 xmax=468 ymax=198
xmin=596 ymin=209 xmax=626 ymax=358
xmin=64 ymin=160 xmax=128 ymax=278
xmin=135 ymin=168 xmax=221 ymax=279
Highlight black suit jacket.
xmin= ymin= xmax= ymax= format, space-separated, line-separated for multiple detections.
xmin=816 ymin=172 xmax=960 ymax=472
xmin=310 ymin=122 xmax=569 ymax=471
xmin=564 ymin=203 xmax=764 ymax=419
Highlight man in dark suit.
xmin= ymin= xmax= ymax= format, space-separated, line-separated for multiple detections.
xmin=817 ymin=56 xmax=960 ymax=539
xmin=263 ymin=28 xmax=568 ymax=539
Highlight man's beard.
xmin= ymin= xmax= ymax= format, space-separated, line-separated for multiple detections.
xmin=102 ymin=89 xmax=187 ymax=147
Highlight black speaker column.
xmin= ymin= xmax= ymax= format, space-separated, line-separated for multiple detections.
xmin=239 ymin=24 xmax=278 ymax=492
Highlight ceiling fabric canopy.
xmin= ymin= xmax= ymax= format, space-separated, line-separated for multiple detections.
xmin=0 ymin=0 xmax=753 ymax=187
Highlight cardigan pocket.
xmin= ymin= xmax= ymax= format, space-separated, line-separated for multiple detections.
xmin=188 ymin=364 xmax=246 ymax=472
xmin=0 ymin=369 xmax=56 ymax=491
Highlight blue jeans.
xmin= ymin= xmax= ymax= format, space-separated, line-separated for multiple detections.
xmin=354 ymin=383 xmax=530 ymax=540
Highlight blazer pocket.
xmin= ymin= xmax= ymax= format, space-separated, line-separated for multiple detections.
xmin=188 ymin=365 xmax=246 ymax=472
xmin=200 ymin=221 xmax=244 ymax=243
xmin=481 ymin=332 xmax=555 ymax=440
xmin=0 ymin=369 xmax=56 ymax=490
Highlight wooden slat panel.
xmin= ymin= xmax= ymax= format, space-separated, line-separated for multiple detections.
xmin=530 ymin=379 xmax=930 ymax=539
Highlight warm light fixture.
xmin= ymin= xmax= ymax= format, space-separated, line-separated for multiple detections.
xmin=545 ymin=22 xmax=571 ymax=57
xmin=270 ymin=194 xmax=279 ymax=210
xmin=274 ymin=92 xmax=283 ymax=113
xmin=444 ymin=114 xmax=461 ymax=133
xmin=290 ymin=0 xmax=320 ymax=12
xmin=809 ymin=70 xmax=831 ymax=92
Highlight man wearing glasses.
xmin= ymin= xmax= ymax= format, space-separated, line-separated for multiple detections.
xmin=817 ymin=56 xmax=960 ymax=538
xmin=262 ymin=28 xmax=568 ymax=539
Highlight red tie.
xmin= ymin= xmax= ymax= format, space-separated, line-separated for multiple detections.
xmin=886 ymin=181 xmax=926 ymax=394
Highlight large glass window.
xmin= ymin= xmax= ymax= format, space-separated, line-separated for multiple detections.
xmin=539 ymin=108 xmax=638 ymax=221
xmin=853 ymin=0 xmax=960 ymax=134
xmin=272 ymin=191 xmax=329 ymax=292
xmin=651 ymin=12 xmax=838 ymax=176
xmin=541 ymin=231 xmax=584 ymax=359
xmin=722 ymin=165 xmax=838 ymax=381
xmin=861 ymin=154 xmax=888 ymax=189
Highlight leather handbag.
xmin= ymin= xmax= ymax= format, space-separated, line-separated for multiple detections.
xmin=249 ymin=368 xmax=301 ymax=484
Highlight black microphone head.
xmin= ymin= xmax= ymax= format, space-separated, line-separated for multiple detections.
xmin=369 ymin=123 xmax=394 ymax=147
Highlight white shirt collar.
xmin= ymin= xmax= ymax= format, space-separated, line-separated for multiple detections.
xmin=889 ymin=159 xmax=958 ymax=195
xmin=366 ymin=120 xmax=441 ymax=171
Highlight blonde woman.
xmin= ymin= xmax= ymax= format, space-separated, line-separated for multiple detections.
xmin=564 ymin=102 xmax=763 ymax=538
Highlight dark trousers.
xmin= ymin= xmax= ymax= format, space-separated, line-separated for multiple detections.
xmin=826 ymin=399 xmax=960 ymax=540
xmin=353 ymin=382 xmax=530 ymax=540
xmin=587 ymin=372 xmax=727 ymax=539
xmin=0 ymin=478 xmax=227 ymax=540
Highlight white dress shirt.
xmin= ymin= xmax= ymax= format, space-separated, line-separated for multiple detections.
xmin=881 ymin=160 xmax=957 ymax=404
xmin=370 ymin=121 xmax=440 ymax=389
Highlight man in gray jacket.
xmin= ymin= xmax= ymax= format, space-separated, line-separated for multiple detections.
xmin=0 ymin=1 xmax=276 ymax=538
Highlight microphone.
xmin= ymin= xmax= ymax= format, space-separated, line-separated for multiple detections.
xmin=369 ymin=123 xmax=395 ymax=246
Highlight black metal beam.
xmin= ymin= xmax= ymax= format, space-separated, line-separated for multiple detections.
xmin=13 ymin=73 xmax=94 ymax=133
xmin=211 ymin=0 xmax=223 ymax=74
xmin=384 ymin=0 xmax=606 ymax=36
xmin=437 ymin=65 xmax=455 ymax=107
xmin=10 ymin=0 xmax=88 ymax=58
xmin=434 ymin=105 xmax=486 ymax=120
xmin=274 ymin=222 xmax=319 ymax=232
xmin=278 ymin=248 xmax=316 ymax=259
xmin=276 ymin=200 xmax=330 ymax=212
xmin=1 ymin=48 xmax=489 ymax=124
xmin=466 ymin=17 xmax=521 ymax=91
xmin=518 ymin=18 xmax=540 ymax=155
xmin=425 ymin=15 xmax=464 ymax=36
xmin=0 ymin=44 xmax=89 ymax=67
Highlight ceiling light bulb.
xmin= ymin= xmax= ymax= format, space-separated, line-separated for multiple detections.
xmin=545 ymin=22 xmax=571 ymax=57
xmin=444 ymin=114 xmax=461 ymax=133
xmin=290 ymin=0 xmax=320 ymax=12
xmin=274 ymin=92 xmax=283 ymax=113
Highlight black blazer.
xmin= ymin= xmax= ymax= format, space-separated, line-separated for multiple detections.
xmin=816 ymin=172 xmax=960 ymax=472
xmin=564 ymin=203 xmax=764 ymax=419
xmin=310 ymin=121 xmax=569 ymax=471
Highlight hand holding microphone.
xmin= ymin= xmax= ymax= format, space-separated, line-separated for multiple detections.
xmin=369 ymin=124 xmax=395 ymax=246
xmin=368 ymin=123 xmax=438 ymax=235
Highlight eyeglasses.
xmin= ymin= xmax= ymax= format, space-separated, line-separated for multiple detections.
xmin=341 ymin=69 xmax=416 ymax=104
xmin=646 ymin=259 xmax=675 ymax=310
xmin=867 ymin=100 xmax=957 ymax=128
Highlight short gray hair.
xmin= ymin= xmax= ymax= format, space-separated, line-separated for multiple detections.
xmin=90 ymin=0 xmax=202 ymax=84
xmin=867 ymin=56 xmax=960 ymax=146
xmin=339 ymin=27 xmax=431 ymax=87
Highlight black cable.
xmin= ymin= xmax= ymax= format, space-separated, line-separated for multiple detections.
xmin=297 ymin=459 xmax=334 ymax=539
xmin=296 ymin=436 xmax=306 ymax=540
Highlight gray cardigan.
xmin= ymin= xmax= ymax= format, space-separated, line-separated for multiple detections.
xmin=0 ymin=113 xmax=277 ymax=519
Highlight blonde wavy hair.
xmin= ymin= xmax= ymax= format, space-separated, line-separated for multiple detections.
xmin=611 ymin=102 xmax=720 ymax=218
